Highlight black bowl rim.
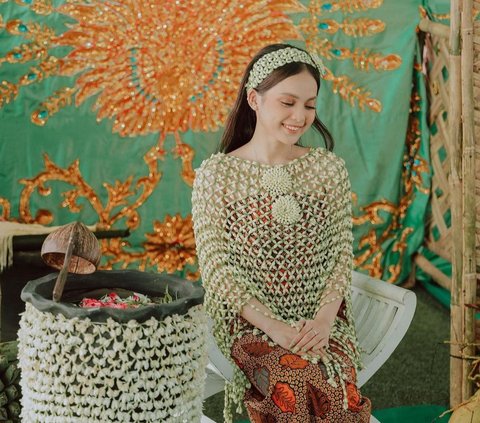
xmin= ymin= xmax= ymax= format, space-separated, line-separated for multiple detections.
xmin=21 ymin=270 xmax=204 ymax=323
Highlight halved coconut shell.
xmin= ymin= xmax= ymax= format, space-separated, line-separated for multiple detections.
xmin=41 ymin=222 xmax=100 ymax=274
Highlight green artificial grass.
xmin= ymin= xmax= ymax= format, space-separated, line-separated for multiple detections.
xmin=236 ymin=405 xmax=451 ymax=423
xmin=372 ymin=405 xmax=450 ymax=422
xmin=361 ymin=284 xmax=450 ymax=408
xmin=202 ymin=284 xmax=450 ymax=422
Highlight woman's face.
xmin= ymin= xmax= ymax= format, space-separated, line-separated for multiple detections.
xmin=251 ymin=69 xmax=318 ymax=146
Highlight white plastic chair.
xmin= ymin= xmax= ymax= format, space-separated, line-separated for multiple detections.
xmin=201 ymin=270 xmax=417 ymax=423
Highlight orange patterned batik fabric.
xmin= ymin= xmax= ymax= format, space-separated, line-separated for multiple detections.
xmin=231 ymin=326 xmax=371 ymax=423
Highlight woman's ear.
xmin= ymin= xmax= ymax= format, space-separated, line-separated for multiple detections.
xmin=246 ymin=89 xmax=258 ymax=111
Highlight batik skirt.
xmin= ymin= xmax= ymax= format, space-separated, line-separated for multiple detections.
xmin=231 ymin=319 xmax=371 ymax=422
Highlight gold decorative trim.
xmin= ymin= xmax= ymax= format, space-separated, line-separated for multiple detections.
xmin=14 ymin=0 xmax=54 ymax=15
xmin=101 ymin=214 xmax=196 ymax=274
xmin=308 ymin=0 xmax=383 ymax=15
xmin=300 ymin=0 xmax=402 ymax=113
xmin=31 ymin=87 xmax=77 ymax=126
xmin=352 ymin=82 xmax=429 ymax=281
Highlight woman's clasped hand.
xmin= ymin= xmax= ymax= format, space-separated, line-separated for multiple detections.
xmin=267 ymin=318 xmax=331 ymax=357
xmin=289 ymin=319 xmax=331 ymax=357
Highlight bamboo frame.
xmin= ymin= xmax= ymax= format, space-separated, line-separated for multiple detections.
xmin=414 ymin=19 xmax=452 ymax=288
xmin=445 ymin=0 xmax=479 ymax=405
xmin=449 ymin=0 xmax=464 ymax=407
xmin=419 ymin=2 xmax=478 ymax=404
xmin=414 ymin=254 xmax=451 ymax=290
xmin=460 ymin=0 xmax=477 ymax=402
xmin=419 ymin=18 xmax=451 ymax=39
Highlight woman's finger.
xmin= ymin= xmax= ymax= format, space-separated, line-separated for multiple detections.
xmin=289 ymin=323 xmax=312 ymax=348
xmin=311 ymin=339 xmax=329 ymax=355
xmin=291 ymin=328 xmax=318 ymax=353
xmin=295 ymin=319 xmax=306 ymax=332
xmin=289 ymin=324 xmax=315 ymax=349
xmin=288 ymin=333 xmax=304 ymax=350
xmin=309 ymin=345 xmax=324 ymax=357
xmin=298 ymin=338 xmax=319 ymax=354
xmin=299 ymin=332 xmax=326 ymax=354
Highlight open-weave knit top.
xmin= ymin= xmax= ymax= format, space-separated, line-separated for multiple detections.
xmin=192 ymin=147 xmax=362 ymax=422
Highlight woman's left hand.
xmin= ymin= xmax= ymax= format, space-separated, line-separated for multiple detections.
xmin=288 ymin=319 xmax=331 ymax=356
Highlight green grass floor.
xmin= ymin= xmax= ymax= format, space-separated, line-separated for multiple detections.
xmin=203 ymin=283 xmax=450 ymax=422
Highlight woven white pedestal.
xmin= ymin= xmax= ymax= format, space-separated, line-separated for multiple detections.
xmin=18 ymin=303 xmax=208 ymax=423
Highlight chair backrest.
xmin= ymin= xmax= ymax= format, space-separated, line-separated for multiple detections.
xmin=351 ymin=271 xmax=416 ymax=387
xmin=206 ymin=270 xmax=416 ymax=388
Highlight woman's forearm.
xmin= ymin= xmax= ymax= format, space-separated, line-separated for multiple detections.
xmin=240 ymin=297 xmax=280 ymax=335
xmin=314 ymin=290 xmax=343 ymax=328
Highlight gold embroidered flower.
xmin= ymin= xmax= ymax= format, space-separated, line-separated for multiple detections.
xmin=261 ymin=167 xmax=293 ymax=197
xmin=143 ymin=214 xmax=196 ymax=273
xmin=42 ymin=0 xmax=305 ymax=135
xmin=271 ymin=195 xmax=301 ymax=225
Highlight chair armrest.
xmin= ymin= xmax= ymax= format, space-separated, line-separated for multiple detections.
xmin=352 ymin=270 xmax=416 ymax=307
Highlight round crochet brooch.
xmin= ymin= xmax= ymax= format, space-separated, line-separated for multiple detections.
xmin=261 ymin=167 xmax=300 ymax=224
xmin=272 ymin=194 xmax=301 ymax=225
xmin=261 ymin=167 xmax=293 ymax=197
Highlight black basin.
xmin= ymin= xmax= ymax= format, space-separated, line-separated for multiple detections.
xmin=21 ymin=270 xmax=204 ymax=323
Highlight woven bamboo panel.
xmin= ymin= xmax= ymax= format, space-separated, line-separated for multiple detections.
xmin=415 ymin=26 xmax=452 ymax=290
xmin=426 ymin=32 xmax=452 ymax=261
xmin=474 ymin=1 xmax=480 ymax=274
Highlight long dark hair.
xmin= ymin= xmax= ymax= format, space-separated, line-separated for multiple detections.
xmin=219 ymin=43 xmax=334 ymax=153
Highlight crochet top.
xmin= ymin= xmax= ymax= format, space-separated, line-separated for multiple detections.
xmin=192 ymin=147 xmax=362 ymax=422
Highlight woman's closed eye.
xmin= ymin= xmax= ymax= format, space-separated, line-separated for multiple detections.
xmin=281 ymin=101 xmax=316 ymax=110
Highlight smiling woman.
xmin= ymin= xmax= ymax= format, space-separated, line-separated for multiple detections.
xmin=219 ymin=44 xmax=333 ymax=164
xmin=192 ymin=44 xmax=371 ymax=423
xmin=248 ymin=71 xmax=317 ymax=151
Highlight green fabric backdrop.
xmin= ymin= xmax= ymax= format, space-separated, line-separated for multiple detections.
xmin=0 ymin=0 xmax=434 ymax=284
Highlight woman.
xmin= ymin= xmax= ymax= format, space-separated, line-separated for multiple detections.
xmin=192 ymin=44 xmax=371 ymax=423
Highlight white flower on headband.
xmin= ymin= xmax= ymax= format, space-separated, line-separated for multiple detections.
xmin=310 ymin=52 xmax=327 ymax=77
xmin=246 ymin=47 xmax=326 ymax=90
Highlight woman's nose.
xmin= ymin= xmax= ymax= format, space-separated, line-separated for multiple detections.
xmin=291 ymin=106 xmax=305 ymax=124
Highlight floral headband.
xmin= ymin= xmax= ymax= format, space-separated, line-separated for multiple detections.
xmin=245 ymin=46 xmax=326 ymax=91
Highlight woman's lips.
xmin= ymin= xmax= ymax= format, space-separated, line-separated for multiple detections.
xmin=283 ymin=123 xmax=303 ymax=133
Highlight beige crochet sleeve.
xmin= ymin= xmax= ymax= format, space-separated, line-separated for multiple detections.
xmin=319 ymin=158 xmax=354 ymax=306
xmin=191 ymin=159 xmax=254 ymax=357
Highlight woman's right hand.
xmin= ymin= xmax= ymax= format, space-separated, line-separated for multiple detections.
xmin=266 ymin=319 xmax=300 ymax=351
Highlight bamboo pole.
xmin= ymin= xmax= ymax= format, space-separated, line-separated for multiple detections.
xmin=427 ymin=242 xmax=452 ymax=262
xmin=414 ymin=254 xmax=452 ymax=290
xmin=419 ymin=18 xmax=450 ymax=39
xmin=449 ymin=0 xmax=464 ymax=408
xmin=461 ymin=0 xmax=477 ymax=402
